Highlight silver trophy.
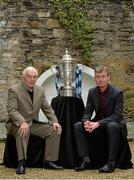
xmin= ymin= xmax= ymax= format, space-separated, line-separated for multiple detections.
xmin=51 ymin=48 xmax=77 ymax=96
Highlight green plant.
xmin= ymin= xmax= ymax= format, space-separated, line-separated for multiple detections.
xmin=124 ymin=90 xmax=134 ymax=121
xmin=53 ymin=0 xmax=93 ymax=64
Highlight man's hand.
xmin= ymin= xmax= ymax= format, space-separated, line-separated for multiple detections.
xmin=84 ymin=121 xmax=100 ymax=133
xmin=18 ymin=122 xmax=29 ymax=137
xmin=83 ymin=120 xmax=91 ymax=132
xmin=53 ymin=122 xmax=62 ymax=135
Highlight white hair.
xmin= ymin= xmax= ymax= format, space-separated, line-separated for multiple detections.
xmin=22 ymin=66 xmax=38 ymax=77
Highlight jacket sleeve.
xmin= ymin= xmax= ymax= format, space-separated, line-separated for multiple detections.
xmin=82 ymin=90 xmax=94 ymax=122
xmin=41 ymin=91 xmax=58 ymax=125
xmin=99 ymin=91 xmax=124 ymax=127
xmin=7 ymin=88 xmax=26 ymax=127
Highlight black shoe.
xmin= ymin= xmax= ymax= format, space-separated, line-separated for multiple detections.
xmin=98 ymin=164 xmax=115 ymax=173
xmin=16 ymin=160 xmax=26 ymax=175
xmin=75 ymin=157 xmax=91 ymax=172
xmin=42 ymin=161 xmax=63 ymax=170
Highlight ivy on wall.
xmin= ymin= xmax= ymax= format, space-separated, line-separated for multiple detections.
xmin=53 ymin=0 xmax=93 ymax=64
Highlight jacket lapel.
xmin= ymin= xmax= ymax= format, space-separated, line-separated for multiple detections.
xmin=20 ymin=83 xmax=33 ymax=106
xmin=105 ymin=84 xmax=113 ymax=113
xmin=33 ymin=86 xmax=39 ymax=108
xmin=94 ymin=87 xmax=99 ymax=112
xmin=105 ymin=84 xmax=113 ymax=110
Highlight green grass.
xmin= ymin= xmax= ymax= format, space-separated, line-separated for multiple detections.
xmin=0 ymin=141 xmax=133 ymax=179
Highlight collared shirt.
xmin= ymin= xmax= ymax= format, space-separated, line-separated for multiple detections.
xmin=97 ymin=86 xmax=108 ymax=120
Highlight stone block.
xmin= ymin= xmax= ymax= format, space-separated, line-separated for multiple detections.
xmin=46 ymin=19 xmax=60 ymax=28
xmin=53 ymin=29 xmax=65 ymax=38
xmin=37 ymin=12 xmax=50 ymax=18
xmin=32 ymin=39 xmax=43 ymax=45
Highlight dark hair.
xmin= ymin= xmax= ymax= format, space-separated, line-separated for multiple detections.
xmin=95 ymin=65 xmax=109 ymax=76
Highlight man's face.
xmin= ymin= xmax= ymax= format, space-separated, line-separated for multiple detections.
xmin=22 ymin=70 xmax=38 ymax=89
xmin=95 ymin=70 xmax=110 ymax=90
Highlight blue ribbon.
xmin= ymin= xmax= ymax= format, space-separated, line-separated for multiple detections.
xmin=55 ymin=66 xmax=61 ymax=96
xmin=75 ymin=65 xmax=82 ymax=97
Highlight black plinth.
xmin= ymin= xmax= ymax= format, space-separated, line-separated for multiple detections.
xmin=51 ymin=96 xmax=85 ymax=168
xmin=3 ymin=135 xmax=45 ymax=168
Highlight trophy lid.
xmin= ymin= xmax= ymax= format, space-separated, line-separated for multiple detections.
xmin=61 ymin=48 xmax=74 ymax=62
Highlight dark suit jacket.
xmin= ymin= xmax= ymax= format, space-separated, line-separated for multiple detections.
xmin=82 ymin=84 xmax=126 ymax=135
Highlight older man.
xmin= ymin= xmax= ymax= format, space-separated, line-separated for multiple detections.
xmin=6 ymin=66 xmax=63 ymax=174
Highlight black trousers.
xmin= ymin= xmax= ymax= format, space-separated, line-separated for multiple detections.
xmin=74 ymin=121 xmax=121 ymax=166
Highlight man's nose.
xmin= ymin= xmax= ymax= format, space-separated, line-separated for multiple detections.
xmin=99 ymin=77 xmax=103 ymax=80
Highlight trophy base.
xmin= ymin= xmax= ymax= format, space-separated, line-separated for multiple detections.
xmin=60 ymin=86 xmax=76 ymax=97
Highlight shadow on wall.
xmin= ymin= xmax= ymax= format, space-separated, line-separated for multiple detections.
xmin=36 ymin=64 xmax=96 ymax=122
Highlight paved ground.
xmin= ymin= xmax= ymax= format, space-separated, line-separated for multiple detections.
xmin=0 ymin=121 xmax=134 ymax=140
xmin=0 ymin=141 xmax=134 ymax=179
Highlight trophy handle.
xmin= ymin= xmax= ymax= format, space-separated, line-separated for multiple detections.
xmin=77 ymin=64 xmax=84 ymax=71
xmin=51 ymin=65 xmax=57 ymax=73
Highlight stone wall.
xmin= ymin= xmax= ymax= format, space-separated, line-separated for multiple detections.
xmin=89 ymin=0 xmax=134 ymax=90
xmin=0 ymin=0 xmax=134 ymax=122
